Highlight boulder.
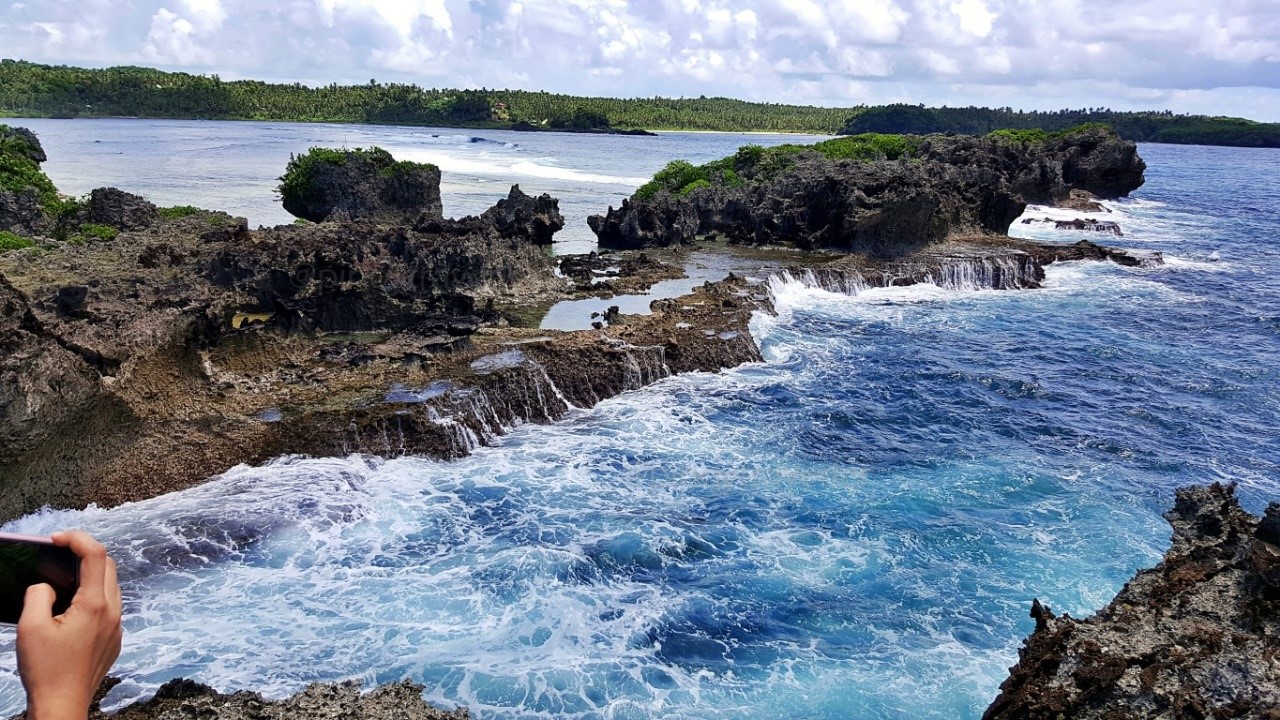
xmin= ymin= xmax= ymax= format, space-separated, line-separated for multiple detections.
xmin=480 ymin=184 xmax=565 ymax=245
xmin=280 ymin=147 xmax=443 ymax=224
xmin=82 ymin=187 xmax=159 ymax=231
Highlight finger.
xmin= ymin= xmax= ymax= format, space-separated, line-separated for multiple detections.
xmin=53 ymin=531 xmax=108 ymax=607
xmin=18 ymin=583 xmax=55 ymax=627
xmin=105 ymin=556 xmax=122 ymax=617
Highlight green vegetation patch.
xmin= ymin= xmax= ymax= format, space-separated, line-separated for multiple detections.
xmin=0 ymin=230 xmax=35 ymax=251
xmin=0 ymin=124 xmax=43 ymax=163
xmin=0 ymin=152 xmax=59 ymax=208
xmin=634 ymin=133 xmax=921 ymax=200
xmin=158 ymin=204 xmax=204 ymax=219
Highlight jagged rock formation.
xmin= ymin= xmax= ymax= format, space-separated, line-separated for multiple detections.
xmin=84 ymin=679 xmax=467 ymax=720
xmin=79 ymin=187 xmax=159 ymax=231
xmin=279 ymin=147 xmax=443 ymax=223
xmin=589 ymin=128 xmax=1145 ymax=253
xmin=479 ymin=184 xmax=565 ymax=245
xmin=985 ymin=483 xmax=1280 ymax=719
xmin=588 ymin=193 xmax=700 ymax=250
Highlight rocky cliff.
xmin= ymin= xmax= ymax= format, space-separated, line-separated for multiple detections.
xmin=985 ymin=483 xmax=1280 ymax=719
xmin=589 ymin=127 xmax=1145 ymax=253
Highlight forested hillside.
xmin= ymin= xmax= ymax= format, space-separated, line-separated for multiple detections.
xmin=842 ymin=104 xmax=1280 ymax=148
xmin=2 ymin=59 xmax=1277 ymax=147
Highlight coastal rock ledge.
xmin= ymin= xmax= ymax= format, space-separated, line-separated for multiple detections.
xmin=985 ymin=483 xmax=1280 ymax=720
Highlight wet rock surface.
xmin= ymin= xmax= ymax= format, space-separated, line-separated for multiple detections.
xmin=1022 ymin=217 xmax=1125 ymax=236
xmin=984 ymin=483 xmax=1280 ymax=720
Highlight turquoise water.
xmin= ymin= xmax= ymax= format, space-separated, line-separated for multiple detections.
xmin=1 ymin=124 xmax=1278 ymax=718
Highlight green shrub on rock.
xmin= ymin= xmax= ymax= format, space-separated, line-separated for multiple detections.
xmin=158 ymin=205 xmax=204 ymax=219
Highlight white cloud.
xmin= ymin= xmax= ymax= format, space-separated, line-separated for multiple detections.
xmin=0 ymin=0 xmax=1277 ymax=119
xmin=143 ymin=8 xmax=214 ymax=66
xmin=950 ymin=0 xmax=995 ymax=37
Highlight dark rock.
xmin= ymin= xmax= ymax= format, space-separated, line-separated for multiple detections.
xmin=204 ymin=217 xmax=559 ymax=334
xmin=510 ymin=120 xmax=539 ymax=132
xmin=479 ymin=185 xmax=565 ymax=245
xmin=82 ymin=187 xmax=159 ymax=231
xmin=985 ymin=483 xmax=1280 ymax=720
xmin=198 ymin=217 xmax=250 ymax=244
xmin=1259 ymin=503 xmax=1280 ymax=546
xmin=1041 ymin=218 xmax=1125 ymax=236
xmin=588 ymin=195 xmax=699 ymax=250
xmin=591 ymin=128 xmax=1144 ymax=252
xmin=55 ymin=285 xmax=89 ymax=317
xmin=281 ymin=149 xmax=443 ymax=224
xmin=0 ymin=187 xmax=48 ymax=236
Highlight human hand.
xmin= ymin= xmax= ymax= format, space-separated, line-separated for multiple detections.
xmin=16 ymin=531 xmax=123 ymax=720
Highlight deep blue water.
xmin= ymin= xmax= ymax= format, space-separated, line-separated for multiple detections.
xmin=1 ymin=123 xmax=1278 ymax=719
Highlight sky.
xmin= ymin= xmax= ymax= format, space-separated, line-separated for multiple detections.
xmin=2 ymin=0 xmax=1279 ymax=121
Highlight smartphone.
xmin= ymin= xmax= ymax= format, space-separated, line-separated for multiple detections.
xmin=0 ymin=533 xmax=80 ymax=625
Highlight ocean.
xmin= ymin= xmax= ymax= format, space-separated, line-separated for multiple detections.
xmin=1 ymin=120 xmax=1278 ymax=719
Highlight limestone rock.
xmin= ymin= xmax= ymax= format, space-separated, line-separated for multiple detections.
xmin=984 ymin=483 xmax=1280 ymax=720
xmin=280 ymin=148 xmax=443 ymax=224
xmin=479 ymin=184 xmax=565 ymax=245
xmin=82 ymin=187 xmax=159 ymax=231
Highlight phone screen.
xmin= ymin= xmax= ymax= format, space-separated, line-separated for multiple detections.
xmin=0 ymin=537 xmax=79 ymax=625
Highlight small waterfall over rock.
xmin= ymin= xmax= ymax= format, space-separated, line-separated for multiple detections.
xmin=771 ymin=252 xmax=1046 ymax=299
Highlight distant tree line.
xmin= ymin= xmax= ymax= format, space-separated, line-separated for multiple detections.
xmin=2 ymin=60 xmax=1277 ymax=147
xmin=842 ymin=104 xmax=1280 ymax=148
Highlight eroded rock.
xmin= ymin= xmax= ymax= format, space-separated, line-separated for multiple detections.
xmin=479 ymin=184 xmax=565 ymax=245
xmin=81 ymin=187 xmax=159 ymax=231
xmin=984 ymin=483 xmax=1280 ymax=720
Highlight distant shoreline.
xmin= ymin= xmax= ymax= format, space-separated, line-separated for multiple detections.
xmin=4 ymin=59 xmax=1278 ymax=147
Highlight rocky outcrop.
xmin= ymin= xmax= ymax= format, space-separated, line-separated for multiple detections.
xmin=0 ymin=187 xmax=47 ymax=236
xmin=588 ymin=193 xmax=700 ymax=250
xmin=87 ymin=678 xmax=466 ymax=720
xmin=280 ymin=148 xmax=443 ymax=223
xmin=589 ymin=128 xmax=1144 ymax=253
xmin=478 ymin=184 xmax=565 ymax=245
xmin=80 ymin=187 xmax=159 ymax=231
xmin=985 ymin=483 xmax=1280 ymax=720
xmin=206 ymin=216 xmax=561 ymax=334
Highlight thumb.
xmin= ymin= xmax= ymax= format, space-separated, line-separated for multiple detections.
xmin=19 ymin=583 xmax=56 ymax=627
